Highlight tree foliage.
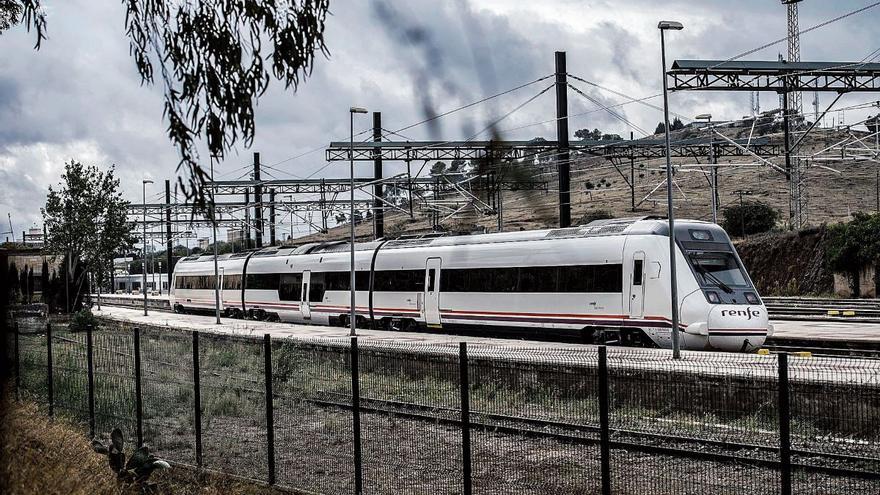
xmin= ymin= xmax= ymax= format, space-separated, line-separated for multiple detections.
xmin=123 ymin=0 xmax=330 ymax=212
xmin=721 ymin=201 xmax=778 ymax=237
xmin=826 ymin=212 xmax=880 ymax=275
xmin=574 ymin=128 xmax=623 ymax=141
xmin=654 ymin=118 xmax=685 ymax=135
xmin=7 ymin=0 xmax=330 ymax=215
xmin=0 ymin=0 xmax=46 ymax=47
xmin=42 ymin=161 xmax=135 ymax=310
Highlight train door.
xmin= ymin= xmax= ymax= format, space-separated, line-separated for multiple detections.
xmin=424 ymin=258 xmax=442 ymax=327
xmin=301 ymin=270 xmax=311 ymax=319
xmin=629 ymin=252 xmax=646 ymax=318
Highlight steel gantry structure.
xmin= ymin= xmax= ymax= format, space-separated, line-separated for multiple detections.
xmin=326 ymin=137 xmax=780 ymax=223
xmin=668 ymin=59 xmax=880 ymax=229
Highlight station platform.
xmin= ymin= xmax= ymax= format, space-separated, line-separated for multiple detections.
xmin=86 ymin=306 xmax=880 ymax=385
xmin=92 ymin=294 xmax=880 ymax=348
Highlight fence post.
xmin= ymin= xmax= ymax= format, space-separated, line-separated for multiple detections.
xmin=778 ymin=353 xmax=792 ymax=495
xmin=134 ymin=327 xmax=143 ymax=447
xmin=192 ymin=331 xmax=203 ymax=468
xmin=459 ymin=342 xmax=472 ymax=495
xmin=14 ymin=320 xmax=20 ymax=401
xmin=263 ymin=334 xmax=276 ymax=485
xmin=351 ymin=336 xmax=363 ymax=495
xmin=47 ymin=322 xmax=54 ymax=417
xmin=86 ymin=324 xmax=96 ymax=438
xmin=598 ymin=345 xmax=611 ymax=495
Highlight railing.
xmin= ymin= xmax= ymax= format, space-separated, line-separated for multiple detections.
xmin=7 ymin=314 xmax=880 ymax=495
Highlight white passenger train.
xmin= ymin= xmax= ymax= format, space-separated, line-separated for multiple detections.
xmin=170 ymin=217 xmax=772 ymax=352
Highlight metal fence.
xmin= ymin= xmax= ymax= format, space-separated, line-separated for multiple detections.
xmin=7 ymin=315 xmax=880 ymax=495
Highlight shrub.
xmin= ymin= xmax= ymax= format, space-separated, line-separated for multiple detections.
xmin=721 ymin=201 xmax=778 ymax=236
xmin=825 ymin=212 xmax=880 ymax=276
xmin=578 ymin=210 xmax=614 ymax=225
xmin=70 ymin=308 xmax=99 ymax=332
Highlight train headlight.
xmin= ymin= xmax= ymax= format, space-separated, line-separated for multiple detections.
xmin=744 ymin=292 xmax=760 ymax=305
xmin=705 ymin=291 xmax=720 ymax=304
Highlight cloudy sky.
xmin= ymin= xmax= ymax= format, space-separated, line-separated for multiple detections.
xmin=1 ymin=0 xmax=878 ymax=242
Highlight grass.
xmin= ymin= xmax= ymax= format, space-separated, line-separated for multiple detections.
xmin=14 ymin=318 xmax=880 ymax=466
xmin=0 ymin=398 xmax=296 ymax=495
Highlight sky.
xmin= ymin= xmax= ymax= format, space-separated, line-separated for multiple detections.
xmin=1 ymin=0 xmax=878 ymax=243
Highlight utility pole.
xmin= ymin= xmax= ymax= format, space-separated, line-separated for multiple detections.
xmin=630 ymin=131 xmax=635 ymax=212
xmin=555 ymin=51 xmax=571 ymax=228
xmin=165 ymin=180 xmax=173 ymax=293
xmin=244 ymin=190 xmax=251 ymax=249
xmin=373 ymin=111 xmax=384 ymax=239
xmin=269 ymin=188 xmax=277 ymax=246
xmin=735 ymin=189 xmax=753 ymax=238
xmin=254 ymin=152 xmax=263 ymax=248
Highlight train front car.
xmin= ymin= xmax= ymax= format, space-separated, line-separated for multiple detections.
xmin=675 ymin=222 xmax=770 ymax=352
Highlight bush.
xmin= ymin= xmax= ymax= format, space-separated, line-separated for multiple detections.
xmin=825 ymin=212 xmax=880 ymax=276
xmin=70 ymin=308 xmax=99 ymax=332
xmin=721 ymin=201 xmax=778 ymax=236
xmin=578 ymin=210 xmax=614 ymax=225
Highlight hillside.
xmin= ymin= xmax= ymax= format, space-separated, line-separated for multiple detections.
xmin=290 ymin=126 xmax=877 ymax=243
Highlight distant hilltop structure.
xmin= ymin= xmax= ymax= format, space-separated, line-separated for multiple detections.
xmin=867 ymin=114 xmax=879 ymax=134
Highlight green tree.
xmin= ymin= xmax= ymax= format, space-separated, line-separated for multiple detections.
xmin=671 ymin=117 xmax=685 ymax=131
xmin=721 ymin=201 xmax=778 ymax=237
xmin=5 ymin=0 xmax=330 ymax=214
xmin=826 ymin=213 xmax=880 ymax=296
xmin=654 ymin=122 xmax=666 ymax=135
xmin=42 ymin=161 xmax=135 ymax=311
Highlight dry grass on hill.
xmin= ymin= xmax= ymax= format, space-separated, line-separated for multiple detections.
xmin=0 ymin=398 xmax=293 ymax=495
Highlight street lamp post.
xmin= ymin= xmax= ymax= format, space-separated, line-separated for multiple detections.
xmin=142 ymin=179 xmax=153 ymax=316
xmin=286 ymin=194 xmax=294 ymax=241
xmin=349 ymin=107 xmax=368 ymax=337
xmin=695 ymin=113 xmax=717 ymax=223
xmin=210 ymin=164 xmax=221 ymax=325
xmin=659 ymin=20 xmax=684 ymax=359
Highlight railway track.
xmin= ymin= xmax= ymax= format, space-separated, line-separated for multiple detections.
xmin=764 ymin=297 xmax=880 ymax=323
xmin=300 ymin=393 xmax=880 ymax=478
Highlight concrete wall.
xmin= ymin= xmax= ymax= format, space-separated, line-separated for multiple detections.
xmin=833 ymin=265 xmax=877 ymax=298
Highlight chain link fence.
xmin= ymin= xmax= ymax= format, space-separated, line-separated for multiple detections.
xmin=7 ymin=315 xmax=880 ymax=494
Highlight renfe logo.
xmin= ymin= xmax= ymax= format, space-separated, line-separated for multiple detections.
xmin=720 ymin=308 xmax=762 ymax=320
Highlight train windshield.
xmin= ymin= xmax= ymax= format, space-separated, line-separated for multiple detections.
xmin=686 ymin=251 xmax=749 ymax=290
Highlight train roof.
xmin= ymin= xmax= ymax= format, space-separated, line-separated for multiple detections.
xmin=177 ymin=217 xmax=715 ymax=264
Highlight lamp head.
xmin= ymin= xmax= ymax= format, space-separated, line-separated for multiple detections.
xmin=350 ymin=107 xmax=368 ymax=114
xmin=658 ymin=21 xmax=684 ymax=31
xmin=695 ymin=114 xmax=712 ymax=121
xmin=143 ymin=179 xmax=154 ymax=185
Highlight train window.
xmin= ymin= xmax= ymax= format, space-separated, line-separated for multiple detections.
xmin=427 ymin=269 xmax=436 ymax=292
xmin=279 ymin=274 xmax=302 ymax=301
xmin=558 ymin=266 xmax=587 ymax=292
xmin=222 ymin=274 xmax=242 ymax=290
xmin=323 ymin=271 xmax=371 ymax=291
xmin=689 ymin=229 xmax=714 ymax=241
xmin=374 ymin=270 xmax=424 ymax=292
xmin=439 ymin=265 xmax=622 ymax=293
xmin=518 ymin=266 xmax=557 ymax=292
xmin=633 ymin=260 xmax=643 ymax=286
xmin=592 ymin=265 xmax=623 ymax=292
xmin=246 ymin=273 xmax=280 ymax=291
xmin=309 ymin=273 xmax=325 ymax=302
